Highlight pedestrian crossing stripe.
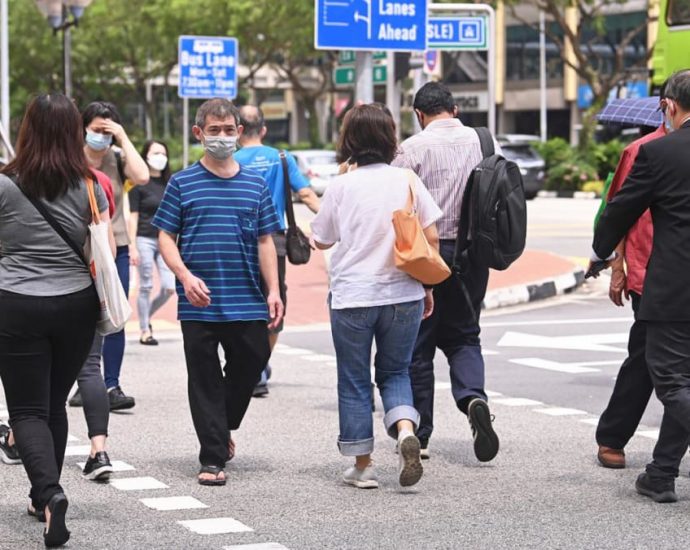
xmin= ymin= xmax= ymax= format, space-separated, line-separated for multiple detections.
xmin=141 ymin=496 xmax=208 ymax=511
xmin=178 ymin=517 xmax=253 ymax=535
xmin=109 ymin=476 xmax=169 ymax=491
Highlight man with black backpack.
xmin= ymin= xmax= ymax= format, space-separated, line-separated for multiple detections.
xmin=394 ymin=82 xmax=525 ymax=463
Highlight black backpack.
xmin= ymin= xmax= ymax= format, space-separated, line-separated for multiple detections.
xmin=453 ymin=128 xmax=527 ymax=275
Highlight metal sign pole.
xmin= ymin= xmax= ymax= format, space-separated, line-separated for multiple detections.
xmin=183 ymin=97 xmax=189 ymax=169
xmin=355 ymin=51 xmax=374 ymax=105
xmin=1 ymin=0 xmax=10 ymax=150
xmin=539 ymin=10 xmax=548 ymax=142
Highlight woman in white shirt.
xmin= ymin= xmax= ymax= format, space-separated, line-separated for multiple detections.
xmin=311 ymin=104 xmax=442 ymax=489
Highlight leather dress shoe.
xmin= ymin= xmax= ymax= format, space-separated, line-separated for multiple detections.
xmin=597 ymin=446 xmax=625 ymax=469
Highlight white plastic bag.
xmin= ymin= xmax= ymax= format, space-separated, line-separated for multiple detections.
xmin=86 ymin=179 xmax=132 ymax=335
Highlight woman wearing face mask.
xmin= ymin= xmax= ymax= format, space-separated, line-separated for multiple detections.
xmin=79 ymin=102 xmax=149 ymax=412
xmin=129 ymin=140 xmax=176 ymax=345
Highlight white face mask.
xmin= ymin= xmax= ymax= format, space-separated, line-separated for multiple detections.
xmin=147 ymin=153 xmax=168 ymax=172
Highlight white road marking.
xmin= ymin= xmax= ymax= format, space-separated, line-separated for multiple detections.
xmin=63 ymin=445 xmax=91 ymax=457
xmin=485 ymin=390 xmax=503 ymax=397
xmin=109 ymin=477 xmax=168 ymax=491
xmin=67 ymin=435 xmax=79 ymax=442
xmin=483 ymin=317 xmax=632 ymax=329
xmin=178 ymin=517 xmax=253 ymax=535
xmin=483 ymin=349 xmax=499 ymax=356
xmin=535 ymin=407 xmax=587 ymax=416
xmin=273 ymin=347 xmax=314 ymax=356
xmin=579 ymin=418 xmax=600 ymax=426
xmin=224 ymin=544 xmax=289 ymax=550
xmin=300 ymin=354 xmax=338 ymax=362
xmin=636 ymin=429 xmax=660 ymax=440
xmin=499 ymin=331 xmax=628 ymax=353
xmin=434 ymin=382 xmax=451 ymax=390
xmin=492 ymin=397 xmax=543 ymax=406
xmin=510 ymin=358 xmax=600 ymax=374
xmin=77 ymin=460 xmax=135 ymax=472
xmin=140 ymin=496 xmax=208 ymax=511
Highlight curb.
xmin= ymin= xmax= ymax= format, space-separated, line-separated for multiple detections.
xmin=482 ymin=267 xmax=586 ymax=310
xmin=537 ymin=190 xmax=598 ymax=200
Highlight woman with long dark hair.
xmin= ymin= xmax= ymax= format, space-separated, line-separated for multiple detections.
xmin=0 ymin=93 xmax=110 ymax=547
xmin=129 ymin=139 xmax=176 ymax=345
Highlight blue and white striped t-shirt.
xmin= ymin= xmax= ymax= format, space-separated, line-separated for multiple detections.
xmin=152 ymin=161 xmax=281 ymax=322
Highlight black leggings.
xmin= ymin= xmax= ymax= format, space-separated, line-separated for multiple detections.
xmin=0 ymin=287 xmax=98 ymax=510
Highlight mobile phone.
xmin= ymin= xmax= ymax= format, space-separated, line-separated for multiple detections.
xmin=585 ymin=252 xmax=618 ymax=279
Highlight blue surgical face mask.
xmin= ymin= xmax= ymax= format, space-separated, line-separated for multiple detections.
xmin=202 ymin=134 xmax=237 ymax=161
xmin=85 ymin=130 xmax=113 ymax=151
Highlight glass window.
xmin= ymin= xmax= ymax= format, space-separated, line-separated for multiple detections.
xmin=668 ymin=0 xmax=690 ymax=25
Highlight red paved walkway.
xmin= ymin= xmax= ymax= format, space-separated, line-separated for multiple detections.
xmin=130 ymin=248 xmax=580 ymax=332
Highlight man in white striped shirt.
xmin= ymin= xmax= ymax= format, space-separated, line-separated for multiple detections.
xmin=393 ymin=82 xmax=500 ymax=463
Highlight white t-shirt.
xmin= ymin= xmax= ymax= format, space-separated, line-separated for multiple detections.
xmin=311 ymin=163 xmax=443 ymax=310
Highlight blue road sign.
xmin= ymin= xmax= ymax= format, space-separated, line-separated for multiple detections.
xmin=427 ymin=16 xmax=487 ymax=50
xmin=315 ymin=0 xmax=428 ymax=52
xmin=178 ymin=36 xmax=238 ymax=99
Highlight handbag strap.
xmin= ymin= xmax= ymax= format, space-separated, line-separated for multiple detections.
xmin=405 ymin=170 xmax=417 ymax=214
xmin=279 ymin=150 xmax=297 ymax=230
xmin=10 ymin=175 xmax=90 ymax=267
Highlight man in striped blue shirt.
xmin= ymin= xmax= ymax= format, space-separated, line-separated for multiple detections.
xmin=154 ymin=98 xmax=283 ymax=486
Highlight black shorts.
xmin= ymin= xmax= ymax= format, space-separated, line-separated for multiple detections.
xmin=262 ymin=233 xmax=287 ymax=334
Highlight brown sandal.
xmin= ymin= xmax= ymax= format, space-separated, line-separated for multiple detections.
xmin=198 ymin=465 xmax=226 ymax=486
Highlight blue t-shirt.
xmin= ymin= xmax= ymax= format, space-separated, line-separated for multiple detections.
xmin=152 ymin=162 xmax=281 ymax=322
xmin=233 ymin=145 xmax=308 ymax=230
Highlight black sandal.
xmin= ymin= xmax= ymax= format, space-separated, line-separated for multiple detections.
xmin=198 ymin=465 xmax=226 ymax=486
xmin=43 ymin=493 xmax=70 ymax=548
xmin=139 ymin=335 xmax=159 ymax=346
xmin=27 ymin=502 xmax=46 ymax=523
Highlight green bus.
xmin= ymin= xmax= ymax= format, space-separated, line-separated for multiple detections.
xmin=651 ymin=0 xmax=690 ymax=88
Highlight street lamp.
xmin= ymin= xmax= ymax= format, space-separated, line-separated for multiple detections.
xmin=34 ymin=0 xmax=93 ymax=98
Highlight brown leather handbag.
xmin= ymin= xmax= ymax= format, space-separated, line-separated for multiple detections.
xmin=392 ymin=172 xmax=451 ymax=285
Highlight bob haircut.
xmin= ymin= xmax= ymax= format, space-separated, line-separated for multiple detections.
xmin=82 ymin=100 xmax=122 ymax=130
xmin=2 ymin=93 xmax=91 ymax=201
xmin=141 ymin=139 xmax=171 ymax=183
xmin=337 ymin=104 xmax=397 ymax=166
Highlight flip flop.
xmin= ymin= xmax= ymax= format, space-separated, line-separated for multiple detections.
xmin=198 ymin=465 xmax=226 ymax=486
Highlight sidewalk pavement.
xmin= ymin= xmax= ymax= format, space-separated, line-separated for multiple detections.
xmin=128 ymin=248 xmax=585 ymax=333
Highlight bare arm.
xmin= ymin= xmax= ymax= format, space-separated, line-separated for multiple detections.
xmin=100 ymin=119 xmax=149 ymax=185
xmin=100 ymin=208 xmax=116 ymax=257
xmin=313 ymin=239 xmax=334 ymax=251
xmin=608 ymin=239 xmax=628 ymax=307
xmin=158 ymin=230 xmax=210 ymax=307
xmin=128 ymin=212 xmax=139 ymax=266
xmin=423 ymin=223 xmax=440 ymax=251
xmin=258 ymin=234 xmax=284 ymax=329
xmin=298 ymin=187 xmax=320 ymax=214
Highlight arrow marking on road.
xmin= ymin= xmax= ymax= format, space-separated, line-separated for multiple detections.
xmin=498 ymin=331 xmax=628 ymax=353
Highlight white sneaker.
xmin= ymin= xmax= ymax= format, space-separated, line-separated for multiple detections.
xmin=343 ymin=465 xmax=379 ymax=489
xmin=398 ymin=433 xmax=423 ymax=487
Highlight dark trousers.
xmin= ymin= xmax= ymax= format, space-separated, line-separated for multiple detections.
xmin=644 ymin=322 xmax=690 ymax=481
xmin=181 ymin=320 xmax=270 ymax=468
xmin=77 ymin=334 xmax=109 ymax=439
xmin=410 ymin=240 xmax=489 ymax=443
xmin=103 ymin=245 xmax=129 ymax=389
xmin=596 ymin=292 xmax=653 ymax=449
xmin=0 ymin=287 xmax=98 ymax=509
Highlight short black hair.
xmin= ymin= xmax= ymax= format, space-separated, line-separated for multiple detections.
xmin=239 ymin=105 xmax=265 ymax=138
xmin=665 ymin=69 xmax=690 ymax=111
xmin=413 ymin=82 xmax=455 ymax=116
xmin=82 ymin=101 xmax=122 ymax=129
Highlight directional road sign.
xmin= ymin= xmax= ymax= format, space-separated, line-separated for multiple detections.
xmin=315 ymin=0 xmax=428 ymax=52
xmin=334 ymin=65 xmax=387 ymax=86
xmin=427 ymin=16 xmax=487 ymax=50
xmin=178 ymin=35 xmax=238 ymax=99
xmin=339 ymin=50 xmax=387 ymax=64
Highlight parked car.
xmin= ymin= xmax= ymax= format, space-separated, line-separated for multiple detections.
xmin=497 ymin=135 xmax=545 ymax=200
xmin=291 ymin=150 xmax=339 ymax=196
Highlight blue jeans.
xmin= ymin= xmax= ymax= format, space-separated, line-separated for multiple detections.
xmin=330 ymin=298 xmax=423 ymax=456
xmin=136 ymin=236 xmax=175 ymax=331
xmin=103 ymin=246 xmax=129 ymax=389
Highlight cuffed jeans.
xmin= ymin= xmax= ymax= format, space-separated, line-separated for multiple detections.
xmin=103 ymin=246 xmax=129 ymax=389
xmin=0 ymin=287 xmax=98 ymax=510
xmin=410 ymin=240 xmax=489 ymax=444
xmin=136 ymin=236 xmax=175 ymax=331
xmin=330 ymin=298 xmax=423 ymax=456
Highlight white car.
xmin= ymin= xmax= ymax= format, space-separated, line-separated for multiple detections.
xmin=291 ymin=150 xmax=339 ymax=196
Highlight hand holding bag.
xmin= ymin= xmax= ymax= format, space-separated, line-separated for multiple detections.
xmin=85 ymin=179 xmax=132 ymax=335
xmin=392 ymin=172 xmax=451 ymax=286
xmin=280 ymin=151 xmax=312 ymax=265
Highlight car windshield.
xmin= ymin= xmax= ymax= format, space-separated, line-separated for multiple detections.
xmin=501 ymin=145 xmax=541 ymax=161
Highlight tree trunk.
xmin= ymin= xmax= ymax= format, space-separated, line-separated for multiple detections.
xmin=578 ymin=101 xmax=604 ymax=154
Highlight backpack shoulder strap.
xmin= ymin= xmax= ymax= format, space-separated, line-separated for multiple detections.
xmin=474 ymin=127 xmax=495 ymax=158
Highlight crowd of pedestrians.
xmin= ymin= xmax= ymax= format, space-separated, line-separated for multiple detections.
xmin=1 ymin=69 xmax=688 ymax=547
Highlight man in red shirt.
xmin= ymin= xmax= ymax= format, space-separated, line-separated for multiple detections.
xmin=596 ymin=90 xmax=668 ymax=469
